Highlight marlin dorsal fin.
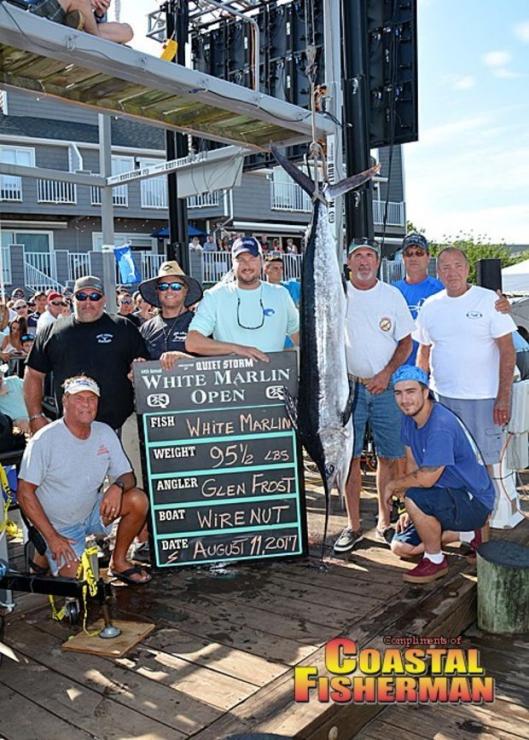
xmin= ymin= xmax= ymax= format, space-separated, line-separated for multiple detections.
xmin=325 ymin=164 xmax=380 ymax=200
xmin=270 ymin=146 xmax=315 ymax=197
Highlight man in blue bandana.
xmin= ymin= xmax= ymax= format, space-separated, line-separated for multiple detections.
xmin=383 ymin=366 xmax=495 ymax=584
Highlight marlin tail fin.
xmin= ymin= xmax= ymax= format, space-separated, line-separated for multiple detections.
xmin=271 ymin=146 xmax=315 ymax=197
xmin=325 ymin=164 xmax=380 ymax=199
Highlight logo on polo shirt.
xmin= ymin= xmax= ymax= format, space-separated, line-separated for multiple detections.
xmin=96 ymin=333 xmax=113 ymax=344
xmin=97 ymin=445 xmax=110 ymax=456
xmin=379 ymin=317 xmax=392 ymax=332
xmin=263 ymin=308 xmax=275 ymax=317
xmin=466 ymin=311 xmax=483 ymax=319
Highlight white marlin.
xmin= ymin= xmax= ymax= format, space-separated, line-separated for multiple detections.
xmin=272 ymin=147 xmax=378 ymax=548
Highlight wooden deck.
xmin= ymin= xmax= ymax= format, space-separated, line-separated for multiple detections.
xmin=1 ymin=471 xmax=528 ymax=740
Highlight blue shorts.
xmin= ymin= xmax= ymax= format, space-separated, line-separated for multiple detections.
xmin=45 ymin=499 xmax=111 ymax=575
xmin=392 ymin=522 xmax=422 ymax=547
xmin=405 ymin=486 xmax=490 ymax=532
xmin=352 ymin=383 xmax=404 ymax=459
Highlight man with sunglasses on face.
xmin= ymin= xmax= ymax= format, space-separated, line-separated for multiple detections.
xmin=35 ymin=292 xmax=66 ymax=334
xmin=186 ymin=236 xmax=299 ymax=361
xmin=394 ymin=233 xmax=511 ymax=365
xmin=139 ymin=261 xmax=203 ymax=369
xmin=24 ymin=276 xmax=148 ymax=436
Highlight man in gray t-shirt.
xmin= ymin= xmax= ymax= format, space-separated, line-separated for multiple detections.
xmin=18 ymin=375 xmax=150 ymax=585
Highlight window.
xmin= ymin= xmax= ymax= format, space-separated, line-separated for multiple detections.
xmin=0 ymin=145 xmax=35 ymax=201
xmin=139 ymin=159 xmax=168 ymax=209
xmin=91 ymin=155 xmax=133 ymax=207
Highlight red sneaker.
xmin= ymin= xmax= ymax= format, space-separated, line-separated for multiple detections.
xmin=403 ymin=556 xmax=448 ymax=584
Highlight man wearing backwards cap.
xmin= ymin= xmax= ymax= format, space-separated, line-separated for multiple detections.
xmin=18 ymin=375 xmax=150 ymax=584
xmin=383 ymin=365 xmax=495 ymax=584
xmin=35 ymin=291 xmax=65 ymax=334
xmin=333 ymin=238 xmax=415 ymax=555
xmin=186 ymin=236 xmax=299 ymax=360
xmin=25 ymin=275 xmax=148 ymax=434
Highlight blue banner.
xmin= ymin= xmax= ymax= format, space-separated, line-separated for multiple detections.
xmin=114 ymin=244 xmax=140 ymax=285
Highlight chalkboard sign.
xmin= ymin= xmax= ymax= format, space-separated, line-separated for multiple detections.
xmin=133 ymin=352 xmax=307 ymax=568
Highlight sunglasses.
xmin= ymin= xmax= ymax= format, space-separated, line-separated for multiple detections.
xmin=157 ymin=282 xmax=185 ymax=292
xmin=15 ymin=304 xmax=27 ymax=310
xmin=50 ymin=301 xmax=67 ymax=307
xmin=75 ymin=291 xmax=103 ymax=302
xmin=21 ymin=334 xmax=34 ymax=342
xmin=120 ymin=299 xmax=132 ymax=305
xmin=404 ymin=249 xmax=427 ymax=257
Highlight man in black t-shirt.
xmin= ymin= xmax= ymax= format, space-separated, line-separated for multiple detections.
xmin=24 ymin=276 xmax=148 ymax=433
xmin=139 ymin=260 xmax=203 ymax=368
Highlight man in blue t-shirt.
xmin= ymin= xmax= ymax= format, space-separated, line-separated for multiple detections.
xmin=393 ymin=234 xmax=443 ymax=365
xmin=382 ymin=366 xmax=494 ymax=584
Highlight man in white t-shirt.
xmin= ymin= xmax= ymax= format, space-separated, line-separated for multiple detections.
xmin=186 ymin=236 xmax=299 ymax=359
xmin=416 ymin=247 xmax=516 ymax=465
xmin=334 ymin=238 xmax=415 ymax=554
xmin=17 ymin=375 xmax=150 ymax=585
xmin=36 ymin=292 xmax=65 ymax=334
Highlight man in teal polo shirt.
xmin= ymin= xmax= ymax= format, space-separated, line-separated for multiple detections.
xmin=186 ymin=236 xmax=299 ymax=360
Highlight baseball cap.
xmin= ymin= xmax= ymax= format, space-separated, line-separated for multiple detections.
xmin=392 ymin=366 xmax=429 ymax=387
xmin=73 ymin=276 xmax=104 ymax=294
xmin=47 ymin=291 xmax=62 ymax=303
xmin=347 ymin=238 xmax=381 ymax=257
xmin=402 ymin=233 xmax=429 ymax=253
xmin=63 ymin=375 xmax=100 ymax=397
xmin=232 ymin=236 xmax=262 ymax=259
xmin=265 ymin=251 xmax=284 ymax=263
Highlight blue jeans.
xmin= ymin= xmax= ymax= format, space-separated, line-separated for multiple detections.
xmin=352 ymin=383 xmax=404 ymax=459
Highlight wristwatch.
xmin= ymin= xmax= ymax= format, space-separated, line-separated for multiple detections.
xmin=29 ymin=412 xmax=46 ymax=421
xmin=114 ymin=480 xmax=126 ymax=492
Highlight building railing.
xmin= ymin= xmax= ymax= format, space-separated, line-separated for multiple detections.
xmin=271 ymin=181 xmax=312 ymax=213
xmin=91 ymin=185 xmax=128 ymax=207
xmin=187 ymin=191 xmax=220 ymax=208
xmin=372 ymin=200 xmax=405 ymax=226
xmin=68 ymin=252 xmax=92 ymax=283
xmin=0 ymin=245 xmax=12 ymax=286
xmin=0 ymin=178 xmax=22 ymax=201
xmin=201 ymin=251 xmax=303 ymax=283
xmin=24 ymin=252 xmax=65 ymax=292
xmin=37 ymin=179 xmax=77 ymax=204
xmin=141 ymin=177 xmax=167 ymax=209
xmin=140 ymin=252 xmax=165 ymax=279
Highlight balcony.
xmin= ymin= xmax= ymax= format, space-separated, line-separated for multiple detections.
xmin=0 ymin=177 xmax=22 ymax=201
xmin=187 ymin=191 xmax=220 ymax=209
xmin=91 ymin=184 xmax=128 ymax=207
xmin=141 ymin=177 xmax=167 ymax=209
xmin=37 ymin=179 xmax=77 ymax=204
xmin=372 ymin=199 xmax=405 ymax=227
xmin=271 ymin=181 xmax=312 ymax=213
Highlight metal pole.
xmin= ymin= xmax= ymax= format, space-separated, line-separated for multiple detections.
xmin=98 ymin=114 xmax=117 ymax=312
xmin=342 ymin=0 xmax=374 ymax=244
xmin=165 ymin=1 xmax=189 ymax=272
xmin=323 ymin=0 xmax=345 ymax=255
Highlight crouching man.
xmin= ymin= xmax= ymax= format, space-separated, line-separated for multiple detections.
xmin=383 ymin=366 xmax=494 ymax=584
xmin=18 ymin=375 xmax=150 ymax=585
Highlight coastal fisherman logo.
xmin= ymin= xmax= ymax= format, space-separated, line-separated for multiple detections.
xmin=379 ymin=317 xmax=392 ymax=332
xmin=147 ymin=393 xmax=170 ymax=409
xmin=466 ymin=311 xmax=483 ymax=319
xmin=96 ymin=333 xmax=113 ymax=344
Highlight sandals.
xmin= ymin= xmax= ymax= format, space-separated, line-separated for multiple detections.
xmin=110 ymin=564 xmax=151 ymax=586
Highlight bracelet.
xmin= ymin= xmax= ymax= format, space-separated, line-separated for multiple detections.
xmin=114 ymin=480 xmax=126 ymax=492
xmin=29 ymin=413 xmax=46 ymax=421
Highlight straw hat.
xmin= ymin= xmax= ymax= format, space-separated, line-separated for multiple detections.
xmin=139 ymin=261 xmax=203 ymax=309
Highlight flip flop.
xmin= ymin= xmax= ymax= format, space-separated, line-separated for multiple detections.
xmin=110 ymin=565 xmax=151 ymax=586
xmin=28 ymin=558 xmax=50 ymax=576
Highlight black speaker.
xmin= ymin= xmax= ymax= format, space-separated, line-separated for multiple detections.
xmin=476 ymin=259 xmax=502 ymax=292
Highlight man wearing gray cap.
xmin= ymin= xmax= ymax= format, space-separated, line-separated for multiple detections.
xmin=24 ymin=276 xmax=148 ymax=434
xmin=334 ymin=238 xmax=415 ymax=555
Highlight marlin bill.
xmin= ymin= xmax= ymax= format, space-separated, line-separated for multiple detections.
xmin=271 ymin=147 xmax=378 ymax=546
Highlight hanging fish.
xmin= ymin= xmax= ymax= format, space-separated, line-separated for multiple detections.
xmin=271 ymin=146 xmax=379 ymax=553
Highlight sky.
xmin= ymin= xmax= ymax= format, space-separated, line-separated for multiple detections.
xmin=121 ymin=0 xmax=529 ymax=244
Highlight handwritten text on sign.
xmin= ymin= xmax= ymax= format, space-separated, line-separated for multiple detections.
xmin=134 ymin=353 xmax=306 ymax=567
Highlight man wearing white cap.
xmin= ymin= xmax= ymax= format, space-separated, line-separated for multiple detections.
xmin=18 ymin=374 xmax=150 ymax=585
xmin=186 ymin=236 xmax=299 ymax=360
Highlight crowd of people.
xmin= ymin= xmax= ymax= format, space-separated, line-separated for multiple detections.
xmin=0 ymin=227 xmax=519 ymax=588
xmin=189 ymin=233 xmax=303 ymax=256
